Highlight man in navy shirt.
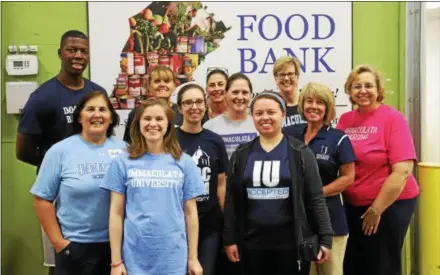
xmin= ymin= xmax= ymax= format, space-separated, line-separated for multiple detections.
xmin=16 ymin=30 xmax=106 ymax=167
xmin=16 ymin=30 xmax=106 ymax=275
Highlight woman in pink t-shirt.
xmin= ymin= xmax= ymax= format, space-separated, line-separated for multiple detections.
xmin=337 ymin=64 xmax=419 ymax=275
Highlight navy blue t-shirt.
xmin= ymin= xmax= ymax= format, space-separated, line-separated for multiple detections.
xmin=243 ymin=136 xmax=295 ymax=250
xmin=175 ymin=128 xmax=228 ymax=236
xmin=18 ymin=77 xmax=106 ymax=166
xmin=282 ymin=105 xmax=307 ymax=139
xmin=299 ymin=125 xmax=356 ymax=236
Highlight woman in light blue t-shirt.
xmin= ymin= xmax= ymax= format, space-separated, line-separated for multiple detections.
xmin=101 ymin=98 xmax=205 ymax=275
xmin=30 ymin=91 xmax=126 ymax=275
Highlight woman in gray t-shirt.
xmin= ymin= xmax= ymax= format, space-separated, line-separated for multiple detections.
xmin=204 ymin=73 xmax=258 ymax=159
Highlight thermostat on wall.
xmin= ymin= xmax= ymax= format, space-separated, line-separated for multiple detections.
xmin=6 ymin=54 xmax=39 ymax=76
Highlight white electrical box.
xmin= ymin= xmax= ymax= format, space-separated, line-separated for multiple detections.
xmin=5 ymin=82 xmax=38 ymax=114
xmin=6 ymin=54 xmax=39 ymax=76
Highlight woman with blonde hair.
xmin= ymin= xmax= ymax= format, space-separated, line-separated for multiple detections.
xmin=101 ymin=98 xmax=205 ymax=275
xmin=337 ymin=65 xmax=419 ymax=275
xmin=273 ymin=56 xmax=307 ymax=138
xmin=297 ymin=82 xmax=356 ymax=275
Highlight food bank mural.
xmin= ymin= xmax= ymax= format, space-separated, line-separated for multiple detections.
xmin=108 ymin=1 xmax=230 ymax=110
xmin=88 ymin=2 xmax=352 ymax=138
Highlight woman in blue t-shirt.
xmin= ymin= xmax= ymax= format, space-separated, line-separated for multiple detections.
xmin=175 ymin=83 xmax=229 ymax=275
xmin=223 ymin=91 xmax=333 ymax=275
xmin=297 ymin=82 xmax=356 ymax=275
xmin=30 ymin=91 xmax=126 ymax=275
xmin=102 ymin=98 xmax=205 ymax=275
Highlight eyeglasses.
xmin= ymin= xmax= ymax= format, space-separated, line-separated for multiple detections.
xmin=276 ymin=72 xmax=297 ymax=79
xmin=207 ymin=67 xmax=229 ymax=75
xmin=181 ymin=99 xmax=206 ymax=108
xmin=351 ymin=83 xmax=376 ymax=91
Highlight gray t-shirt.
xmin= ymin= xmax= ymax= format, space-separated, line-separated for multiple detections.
xmin=204 ymin=114 xmax=258 ymax=159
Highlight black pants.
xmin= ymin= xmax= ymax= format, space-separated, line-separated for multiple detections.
xmin=344 ymin=198 xmax=417 ymax=275
xmin=243 ymin=249 xmax=310 ymax=275
xmin=55 ymin=241 xmax=111 ymax=275
xmin=199 ymin=232 xmax=221 ymax=275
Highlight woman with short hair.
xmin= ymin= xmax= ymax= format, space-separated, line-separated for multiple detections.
xmin=297 ymin=82 xmax=356 ymax=275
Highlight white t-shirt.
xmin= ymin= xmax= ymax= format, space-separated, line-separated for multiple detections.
xmin=204 ymin=114 xmax=258 ymax=159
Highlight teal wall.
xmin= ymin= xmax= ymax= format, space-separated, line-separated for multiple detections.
xmin=1 ymin=2 xmax=407 ymax=275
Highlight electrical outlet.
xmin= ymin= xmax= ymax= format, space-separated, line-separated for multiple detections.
xmin=19 ymin=45 xmax=29 ymax=53
xmin=8 ymin=45 xmax=17 ymax=53
xmin=29 ymin=45 xmax=38 ymax=53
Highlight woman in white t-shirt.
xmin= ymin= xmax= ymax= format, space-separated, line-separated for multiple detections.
xmin=203 ymin=73 xmax=258 ymax=160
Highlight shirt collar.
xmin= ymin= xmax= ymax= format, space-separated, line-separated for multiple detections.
xmin=301 ymin=124 xmax=332 ymax=140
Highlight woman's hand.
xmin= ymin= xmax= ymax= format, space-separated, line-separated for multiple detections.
xmin=110 ymin=263 xmax=127 ymax=275
xmin=361 ymin=207 xmax=381 ymax=236
xmin=315 ymin=246 xmax=331 ymax=264
xmin=188 ymin=258 xmax=203 ymax=275
xmin=225 ymin=244 xmax=240 ymax=262
xmin=54 ymin=239 xmax=71 ymax=253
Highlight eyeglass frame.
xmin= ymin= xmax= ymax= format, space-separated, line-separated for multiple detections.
xmin=206 ymin=67 xmax=229 ymax=76
xmin=275 ymin=72 xmax=298 ymax=80
xmin=351 ymin=83 xmax=376 ymax=91
xmin=180 ymin=98 xmax=206 ymax=108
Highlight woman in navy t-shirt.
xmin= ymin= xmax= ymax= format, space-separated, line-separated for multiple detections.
xmin=223 ymin=91 xmax=333 ymax=275
xmin=175 ymin=83 xmax=229 ymax=275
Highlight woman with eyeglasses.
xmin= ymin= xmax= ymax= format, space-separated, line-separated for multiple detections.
xmin=175 ymin=83 xmax=229 ymax=275
xmin=273 ymin=56 xmax=307 ymax=139
xmin=337 ymin=65 xmax=419 ymax=275
xmin=123 ymin=66 xmax=185 ymax=144
xmin=206 ymin=68 xmax=228 ymax=119
xmin=203 ymin=73 xmax=258 ymax=160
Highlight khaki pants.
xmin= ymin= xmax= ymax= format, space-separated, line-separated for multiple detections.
xmin=310 ymin=235 xmax=348 ymax=275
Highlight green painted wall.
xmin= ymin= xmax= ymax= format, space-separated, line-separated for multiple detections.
xmin=0 ymin=2 xmax=407 ymax=275
xmin=1 ymin=2 xmax=88 ymax=275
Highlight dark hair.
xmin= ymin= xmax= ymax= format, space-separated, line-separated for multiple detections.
xmin=226 ymin=72 xmax=253 ymax=94
xmin=206 ymin=69 xmax=228 ymax=84
xmin=72 ymin=91 xmax=119 ymax=137
xmin=177 ymin=83 xmax=206 ymax=106
xmin=128 ymin=98 xmax=182 ymax=160
xmin=60 ymin=30 xmax=88 ymax=48
xmin=250 ymin=90 xmax=287 ymax=114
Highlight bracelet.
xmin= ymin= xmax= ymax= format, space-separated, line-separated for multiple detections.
xmin=110 ymin=260 xmax=123 ymax=268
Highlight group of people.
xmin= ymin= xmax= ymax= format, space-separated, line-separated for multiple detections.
xmin=16 ymin=29 xmax=419 ymax=275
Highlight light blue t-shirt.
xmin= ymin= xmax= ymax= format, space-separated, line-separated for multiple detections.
xmin=30 ymin=134 xmax=126 ymax=243
xmin=100 ymin=152 xmax=204 ymax=275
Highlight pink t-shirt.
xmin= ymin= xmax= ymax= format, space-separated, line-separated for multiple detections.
xmin=337 ymin=104 xmax=419 ymax=206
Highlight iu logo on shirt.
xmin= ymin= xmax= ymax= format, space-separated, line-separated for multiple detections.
xmin=248 ymin=160 xmax=289 ymax=200
xmin=252 ymin=160 xmax=280 ymax=187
